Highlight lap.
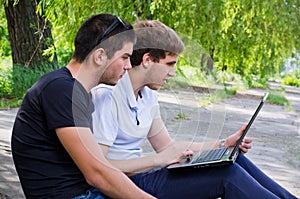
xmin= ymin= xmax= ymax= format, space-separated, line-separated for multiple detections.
xmin=72 ymin=188 xmax=107 ymax=199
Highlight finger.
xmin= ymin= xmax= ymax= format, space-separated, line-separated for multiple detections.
xmin=241 ymin=142 xmax=252 ymax=149
xmin=240 ymin=148 xmax=248 ymax=154
xmin=182 ymin=149 xmax=194 ymax=156
xmin=243 ymin=137 xmax=252 ymax=144
xmin=239 ymin=143 xmax=249 ymax=153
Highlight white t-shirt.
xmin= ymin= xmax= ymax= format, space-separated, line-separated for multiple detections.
xmin=91 ymin=72 xmax=161 ymax=160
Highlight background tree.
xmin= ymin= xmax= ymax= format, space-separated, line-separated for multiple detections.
xmin=150 ymin=0 xmax=300 ymax=79
xmin=1 ymin=0 xmax=300 ymax=76
xmin=4 ymin=0 xmax=56 ymax=68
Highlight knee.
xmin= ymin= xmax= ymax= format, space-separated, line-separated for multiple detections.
xmin=222 ymin=164 xmax=245 ymax=182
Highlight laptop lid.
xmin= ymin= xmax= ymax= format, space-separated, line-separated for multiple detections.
xmin=229 ymin=92 xmax=269 ymax=158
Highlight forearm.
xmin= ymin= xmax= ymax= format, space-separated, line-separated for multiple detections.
xmin=108 ymin=154 xmax=160 ymax=176
xmin=174 ymin=140 xmax=221 ymax=152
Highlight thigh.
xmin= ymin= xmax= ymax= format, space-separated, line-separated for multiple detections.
xmin=131 ymin=165 xmax=280 ymax=199
xmin=131 ymin=167 xmax=225 ymax=198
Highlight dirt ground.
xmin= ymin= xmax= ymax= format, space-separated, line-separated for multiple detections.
xmin=0 ymin=82 xmax=299 ymax=198
xmin=152 ymin=83 xmax=300 ymax=197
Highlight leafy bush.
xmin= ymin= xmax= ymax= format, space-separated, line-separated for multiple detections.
xmin=0 ymin=66 xmax=13 ymax=97
xmin=281 ymin=70 xmax=300 ymax=87
xmin=244 ymin=74 xmax=268 ymax=89
xmin=267 ymin=92 xmax=290 ymax=108
xmin=11 ymin=63 xmax=59 ymax=99
xmin=282 ymin=76 xmax=300 ymax=87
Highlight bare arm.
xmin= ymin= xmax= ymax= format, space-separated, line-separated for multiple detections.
xmin=99 ymin=144 xmax=161 ymax=176
xmin=97 ymin=121 xmax=252 ymax=176
xmin=56 ymin=127 xmax=155 ymax=199
xmin=98 ymin=118 xmax=191 ymax=174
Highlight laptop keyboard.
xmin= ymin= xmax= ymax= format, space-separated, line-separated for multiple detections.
xmin=191 ymin=147 xmax=228 ymax=164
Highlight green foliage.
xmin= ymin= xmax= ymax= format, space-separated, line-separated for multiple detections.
xmin=282 ymin=71 xmax=300 ymax=87
xmin=0 ymin=64 xmax=13 ymax=97
xmin=1 ymin=0 xmax=300 ymax=107
xmin=0 ymin=6 xmax=10 ymax=57
xmin=224 ymin=87 xmax=237 ymax=96
xmin=200 ymin=89 xmax=226 ymax=107
xmin=244 ymin=74 xmax=268 ymax=89
xmin=0 ymin=98 xmax=21 ymax=108
xmin=2 ymin=0 xmax=300 ymax=76
xmin=175 ymin=111 xmax=188 ymax=121
xmin=200 ymin=88 xmax=236 ymax=107
xmin=267 ymin=91 xmax=290 ymax=108
xmin=11 ymin=63 xmax=59 ymax=98
xmin=282 ymin=76 xmax=300 ymax=87
xmin=37 ymin=0 xmax=149 ymax=63
xmin=149 ymin=0 xmax=300 ymax=79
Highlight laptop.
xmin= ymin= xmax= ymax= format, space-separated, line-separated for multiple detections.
xmin=167 ymin=92 xmax=269 ymax=170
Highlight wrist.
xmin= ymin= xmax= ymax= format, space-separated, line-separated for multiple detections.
xmin=219 ymin=139 xmax=226 ymax=148
xmin=154 ymin=153 xmax=164 ymax=167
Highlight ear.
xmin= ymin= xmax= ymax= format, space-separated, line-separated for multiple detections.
xmin=93 ymin=48 xmax=107 ymax=66
xmin=141 ymin=53 xmax=152 ymax=68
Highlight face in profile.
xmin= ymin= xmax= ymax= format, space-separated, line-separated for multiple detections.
xmin=100 ymin=42 xmax=133 ymax=85
xmin=146 ymin=54 xmax=178 ymax=90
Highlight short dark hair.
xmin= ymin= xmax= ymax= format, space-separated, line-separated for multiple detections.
xmin=130 ymin=20 xmax=184 ymax=67
xmin=73 ymin=14 xmax=136 ymax=62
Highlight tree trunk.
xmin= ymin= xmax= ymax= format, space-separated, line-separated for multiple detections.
xmin=4 ymin=0 xmax=57 ymax=68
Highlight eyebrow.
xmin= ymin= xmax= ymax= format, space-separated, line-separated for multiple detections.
xmin=167 ymin=61 xmax=177 ymax=65
xmin=123 ymin=53 xmax=132 ymax=57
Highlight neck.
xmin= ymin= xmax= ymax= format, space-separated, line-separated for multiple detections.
xmin=66 ymin=59 xmax=80 ymax=78
xmin=67 ymin=59 xmax=99 ymax=93
xmin=128 ymin=66 xmax=146 ymax=100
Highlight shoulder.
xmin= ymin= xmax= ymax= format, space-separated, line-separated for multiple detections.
xmin=142 ymin=86 xmax=158 ymax=101
xmin=91 ymin=84 xmax=115 ymax=100
xmin=25 ymin=67 xmax=74 ymax=100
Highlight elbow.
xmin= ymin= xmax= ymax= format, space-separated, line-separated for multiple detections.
xmin=84 ymin=168 xmax=118 ymax=194
xmin=85 ymin=173 xmax=108 ymax=190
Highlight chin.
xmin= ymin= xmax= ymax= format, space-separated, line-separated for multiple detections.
xmin=100 ymin=80 xmax=118 ymax=86
xmin=149 ymin=85 xmax=161 ymax=90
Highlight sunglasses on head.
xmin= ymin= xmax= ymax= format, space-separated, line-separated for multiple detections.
xmin=97 ymin=16 xmax=127 ymax=44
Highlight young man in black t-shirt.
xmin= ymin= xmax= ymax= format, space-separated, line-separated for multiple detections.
xmin=11 ymin=14 xmax=155 ymax=199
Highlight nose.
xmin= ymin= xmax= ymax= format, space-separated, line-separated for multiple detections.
xmin=168 ymin=66 xmax=176 ymax=77
xmin=124 ymin=59 xmax=132 ymax=70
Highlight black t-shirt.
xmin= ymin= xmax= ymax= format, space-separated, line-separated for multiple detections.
xmin=11 ymin=67 xmax=94 ymax=198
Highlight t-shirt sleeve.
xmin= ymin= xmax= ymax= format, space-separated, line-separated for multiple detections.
xmin=91 ymin=86 xmax=118 ymax=146
xmin=42 ymin=78 xmax=91 ymax=130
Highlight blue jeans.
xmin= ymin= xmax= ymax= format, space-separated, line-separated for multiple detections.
xmin=130 ymin=154 xmax=297 ymax=199
xmin=72 ymin=188 xmax=107 ymax=199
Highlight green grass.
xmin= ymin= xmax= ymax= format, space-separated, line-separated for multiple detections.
xmin=267 ymin=91 xmax=291 ymax=110
xmin=200 ymin=89 xmax=230 ymax=107
xmin=175 ymin=111 xmax=188 ymax=121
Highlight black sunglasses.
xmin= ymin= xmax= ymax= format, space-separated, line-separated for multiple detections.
xmin=98 ymin=16 xmax=126 ymax=44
